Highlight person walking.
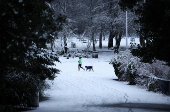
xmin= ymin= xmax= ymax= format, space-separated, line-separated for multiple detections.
xmin=78 ymin=57 xmax=85 ymax=71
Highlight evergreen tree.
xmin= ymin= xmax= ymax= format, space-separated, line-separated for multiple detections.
xmin=119 ymin=0 xmax=170 ymax=65
xmin=0 ymin=0 xmax=65 ymax=110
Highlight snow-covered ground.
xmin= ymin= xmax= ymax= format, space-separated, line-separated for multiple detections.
xmin=25 ymin=38 xmax=170 ymax=112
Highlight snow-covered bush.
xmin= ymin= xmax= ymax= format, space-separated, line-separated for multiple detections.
xmin=136 ymin=60 xmax=170 ymax=80
xmin=110 ymin=57 xmax=122 ymax=80
xmin=110 ymin=51 xmax=139 ymax=84
xmin=110 ymin=50 xmax=170 ymax=86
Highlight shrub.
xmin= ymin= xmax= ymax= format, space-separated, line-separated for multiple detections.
xmin=110 ymin=51 xmax=138 ymax=84
xmin=110 ymin=59 xmax=122 ymax=80
xmin=110 ymin=50 xmax=170 ymax=86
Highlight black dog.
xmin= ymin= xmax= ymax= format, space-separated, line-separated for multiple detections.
xmin=85 ymin=66 xmax=94 ymax=71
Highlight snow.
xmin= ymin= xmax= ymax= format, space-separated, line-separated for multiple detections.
xmin=25 ymin=38 xmax=170 ymax=112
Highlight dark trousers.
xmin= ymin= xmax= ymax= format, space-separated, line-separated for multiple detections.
xmin=78 ymin=64 xmax=84 ymax=70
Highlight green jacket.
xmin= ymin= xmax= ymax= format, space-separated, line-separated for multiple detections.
xmin=78 ymin=58 xmax=82 ymax=64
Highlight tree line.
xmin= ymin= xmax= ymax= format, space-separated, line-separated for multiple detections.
xmin=52 ymin=0 xmax=136 ymax=52
xmin=53 ymin=0 xmax=170 ymax=65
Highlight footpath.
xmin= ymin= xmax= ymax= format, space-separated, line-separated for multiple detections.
xmin=25 ymin=51 xmax=170 ymax=112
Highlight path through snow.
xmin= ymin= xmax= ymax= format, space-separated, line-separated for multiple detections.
xmin=26 ymin=51 xmax=170 ymax=112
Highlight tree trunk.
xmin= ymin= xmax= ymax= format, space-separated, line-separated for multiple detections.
xmin=139 ymin=35 xmax=145 ymax=47
xmin=115 ymin=32 xmax=122 ymax=52
xmin=92 ymin=31 xmax=96 ymax=51
xmin=64 ymin=34 xmax=67 ymax=53
xmin=115 ymin=33 xmax=122 ymax=49
xmin=108 ymin=30 xmax=114 ymax=49
xmin=90 ymin=0 xmax=96 ymax=51
xmin=50 ymin=39 xmax=54 ymax=52
xmin=99 ymin=29 xmax=102 ymax=49
xmin=103 ymin=32 xmax=105 ymax=40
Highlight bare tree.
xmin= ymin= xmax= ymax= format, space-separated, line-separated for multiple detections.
xmin=52 ymin=0 xmax=76 ymax=53
xmin=52 ymin=0 xmax=137 ymax=53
